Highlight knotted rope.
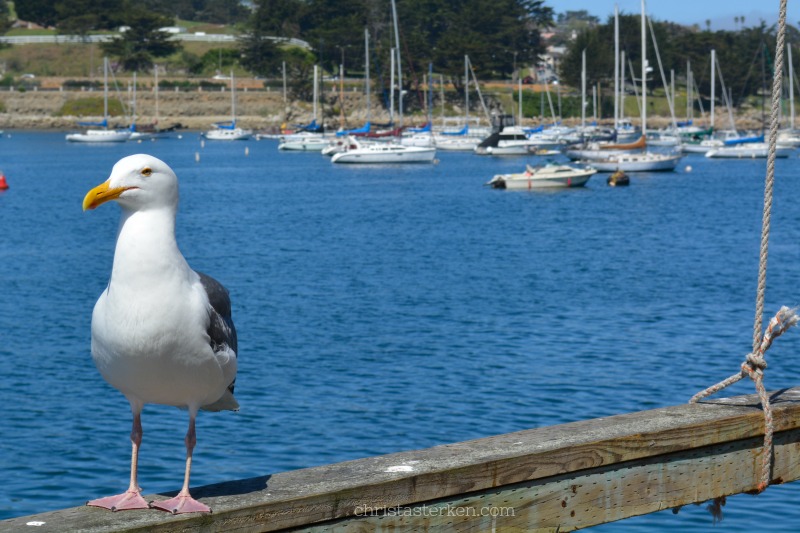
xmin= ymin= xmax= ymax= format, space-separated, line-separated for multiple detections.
xmin=690 ymin=307 xmax=799 ymax=491
xmin=689 ymin=0 xmax=793 ymax=494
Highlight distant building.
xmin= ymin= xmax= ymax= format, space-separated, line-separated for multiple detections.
xmin=13 ymin=20 xmax=48 ymax=30
xmin=537 ymin=45 xmax=565 ymax=83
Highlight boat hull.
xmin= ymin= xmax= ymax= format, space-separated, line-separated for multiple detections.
xmin=332 ymin=146 xmax=436 ymax=164
xmin=279 ymin=138 xmax=330 ymax=151
xmin=488 ymin=166 xmax=596 ymax=189
xmin=65 ymin=130 xmax=131 ymax=143
xmin=204 ymin=128 xmax=252 ymax=141
xmin=589 ymin=154 xmax=682 ymax=172
xmin=435 ymin=137 xmax=481 ymax=151
xmin=705 ymin=145 xmax=792 ymax=158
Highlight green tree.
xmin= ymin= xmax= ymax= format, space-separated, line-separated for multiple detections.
xmin=239 ymin=0 xmax=305 ymax=78
xmin=15 ymin=0 xmax=59 ymax=27
xmin=100 ymin=9 xmax=181 ymax=71
xmin=55 ymin=0 xmax=126 ymax=35
xmin=0 ymin=0 xmax=10 ymax=35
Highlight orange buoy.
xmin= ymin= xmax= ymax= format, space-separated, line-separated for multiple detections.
xmin=0 ymin=173 xmax=8 ymax=190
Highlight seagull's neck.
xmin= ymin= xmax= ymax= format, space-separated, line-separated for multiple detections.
xmin=109 ymin=207 xmax=191 ymax=289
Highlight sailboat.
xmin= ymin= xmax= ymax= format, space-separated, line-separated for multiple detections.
xmin=128 ymin=66 xmax=180 ymax=140
xmin=705 ymin=43 xmax=793 ymax=159
xmin=66 ymin=57 xmax=131 ymax=143
xmin=203 ymin=71 xmax=252 ymax=140
xmin=278 ymin=65 xmax=329 ymax=151
xmin=332 ymin=4 xmax=437 ymax=164
xmin=435 ymin=56 xmax=487 ymax=151
xmin=588 ymin=0 xmax=682 ymax=172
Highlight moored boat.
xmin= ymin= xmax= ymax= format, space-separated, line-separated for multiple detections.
xmin=278 ymin=132 xmax=329 ymax=151
xmin=66 ymin=57 xmax=131 ymax=143
xmin=705 ymin=143 xmax=793 ymax=158
xmin=331 ymin=136 xmax=436 ymax=164
xmin=589 ymin=152 xmax=683 ymax=172
xmin=487 ymin=163 xmax=596 ymax=189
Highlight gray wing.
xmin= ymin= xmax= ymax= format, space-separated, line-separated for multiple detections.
xmin=197 ymin=271 xmax=237 ymax=396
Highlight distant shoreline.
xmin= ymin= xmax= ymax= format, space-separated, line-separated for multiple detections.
xmin=0 ymin=85 xmax=768 ymax=131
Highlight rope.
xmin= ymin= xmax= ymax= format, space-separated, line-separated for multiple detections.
xmin=690 ymin=308 xmax=799 ymax=491
xmin=755 ymin=0 xmax=788 ymax=351
xmin=689 ymin=0 xmax=793 ymax=495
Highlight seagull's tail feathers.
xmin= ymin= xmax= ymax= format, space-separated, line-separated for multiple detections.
xmin=202 ymin=389 xmax=239 ymax=412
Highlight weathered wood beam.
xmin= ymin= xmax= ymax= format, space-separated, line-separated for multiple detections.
xmin=4 ymin=388 xmax=800 ymax=532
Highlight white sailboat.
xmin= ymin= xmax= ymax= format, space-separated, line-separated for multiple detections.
xmin=435 ymin=56 xmax=485 ymax=151
xmin=279 ymin=65 xmax=328 ymax=151
xmin=587 ymin=0 xmax=682 ymax=172
xmin=66 ymin=57 xmax=131 ymax=143
xmin=333 ymin=1 xmax=437 ymax=164
xmin=204 ymin=71 xmax=252 ymax=140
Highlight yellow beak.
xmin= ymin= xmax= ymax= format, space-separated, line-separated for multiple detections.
xmin=83 ymin=181 xmax=132 ymax=211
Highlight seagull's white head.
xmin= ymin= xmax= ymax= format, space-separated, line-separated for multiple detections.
xmin=83 ymin=154 xmax=179 ymax=212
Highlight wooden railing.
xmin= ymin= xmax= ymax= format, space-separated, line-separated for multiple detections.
xmin=4 ymin=388 xmax=800 ymax=532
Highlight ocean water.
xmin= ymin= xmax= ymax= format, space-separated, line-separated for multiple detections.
xmin=2 ymin=131 xmax=800 ymax=530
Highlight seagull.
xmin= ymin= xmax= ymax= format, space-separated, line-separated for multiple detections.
xmin=83 ymin=154 xmax=238 ymax=514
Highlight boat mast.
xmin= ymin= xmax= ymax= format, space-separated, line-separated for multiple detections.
xmin=154 ymin=64 xmax=159 ymax=125
xmin=440 ymin=74 xmax=445 ymax=126
xmin=103 ymin=57 xmax=108 ymax=126
xmin=465 ymin=55 xmax=469 ymax=125
xmin=390 ymin=0 xmax=403 ymax=126
xmin=641 ymin=0 xmax=647 ymax=135
xmin=789 ymin=44 xmax=794 ymax=130
xmin=365 ymin=29 xmax=370 ymax=124
xmin=390 ymin=48 xmax=395 ymax=125
xmin=429 ymin=62 xmax=434 ymax=126
xmin=313 ymin=64 xmax=318 ymax=122
xmin=620 ymin=50 xmax=626 ymax=124
xmin=710 ymin=49 xmax=715 ymax=130
xmin=132 ymin=71 xmax=137 ymax=130
xmin=686 ymin=60 xmax=692 ymax=122
xmin=614 ymin=4 xmax=619 ymax=130
xmin=581 ymin=49 xmax=586 ymax=129
xmin=230 ymin=70 xmax=236 ymax=126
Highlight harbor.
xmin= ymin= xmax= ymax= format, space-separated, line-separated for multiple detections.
xmin=1 ymin=132 xmax=800 ymax=531
xmin=4 ymin=0 xmax=800 ymax=530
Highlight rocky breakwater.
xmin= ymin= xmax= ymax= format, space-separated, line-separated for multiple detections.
xmin=0 ymin=86 xmax=394 ymax=131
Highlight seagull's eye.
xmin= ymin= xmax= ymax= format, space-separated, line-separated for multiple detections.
xmin=141 ymin=167 xmax=152 ymax=177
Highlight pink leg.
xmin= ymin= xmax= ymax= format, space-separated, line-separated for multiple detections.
xmin=151 ymin=411 xmax=211 ymax=514
xmin=87 ymin=406 xmax=149 ymax=511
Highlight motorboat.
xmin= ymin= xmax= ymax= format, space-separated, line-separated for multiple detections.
xmin=331 ymin=136 xmax=436 ymax=164
xmin=487 ymin=164 xmax=596 ymax=189
xmin=66 ymin=127 xmax=131 ymax=143
xmin=474 ymin=126 xmax=538 ymax=155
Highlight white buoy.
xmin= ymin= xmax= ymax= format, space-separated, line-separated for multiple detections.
xmin=177 ymin=134 xmax=183 ymax=139
xmin=245 ymin=146 xmax=249 ymax=156
xmin=195 ymin=152 xmax=200 ymax=163
xmin=685 ymin=165 xmax=692 ymax=172
xmin=201 ymin=139 xmax=205 ymax=149
xmin=137 ymin=139 xmax=142 ymax=144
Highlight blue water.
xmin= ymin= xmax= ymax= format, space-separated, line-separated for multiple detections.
xmin=2 ymin=132 xmax=800 ymax=530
